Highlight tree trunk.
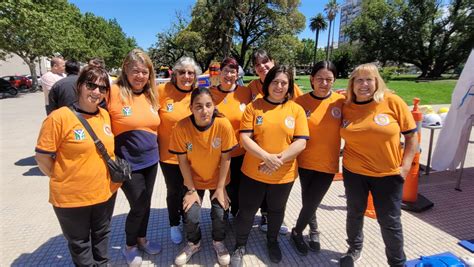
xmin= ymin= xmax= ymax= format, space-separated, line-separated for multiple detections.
xmin=19 ymin=54 xmax=39 ymax=90
xmin=326 ymin=20 xmax=333 ymax=60
xmin=330 ymin=20 xmax=336 ymax=57
xmin=313 ymin=30 xmax=320 ymax=66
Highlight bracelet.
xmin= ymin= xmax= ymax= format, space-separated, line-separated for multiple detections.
xmin=186 ymin=189 xmax=196 ymax=195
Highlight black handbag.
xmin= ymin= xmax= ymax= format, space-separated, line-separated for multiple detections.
xmin=69 ymin=106 xmax=132 ymax=183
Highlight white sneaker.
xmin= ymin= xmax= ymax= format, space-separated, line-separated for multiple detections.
xmin=213 ymin=241 xmax=230 ymax=265
xmin=170 ymin=225 xmax=183 ymax=244
xmin=175 ymin=241 xmax=201 ymax=266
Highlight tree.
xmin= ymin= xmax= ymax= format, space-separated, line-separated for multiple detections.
xmin=346 ymin=0 xmax=474 ymax=78
xmin=309 ymin=13 xmax=327 ymax=65
xmin=0 ymin=0 xmax=88 ymax=89
xmin=330 ymin=44 xmax=356 ymax=78
xmin=324 ymin=0 xmax=339 ymax=60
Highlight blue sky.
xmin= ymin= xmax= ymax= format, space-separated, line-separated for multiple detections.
xmin=69 ymin=0 xmax=340 ymax=50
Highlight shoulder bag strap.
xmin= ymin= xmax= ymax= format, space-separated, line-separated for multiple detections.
xmin=68 ymin=106 xmax=112 ymax=162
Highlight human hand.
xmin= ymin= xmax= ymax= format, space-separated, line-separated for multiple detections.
xmin=211 ymin=188 xmax=230 ymax=210
xmin=183 ymin=191 xmax=201 ymax=212
xmin=262 ymin=153 xmax=283 ymax=172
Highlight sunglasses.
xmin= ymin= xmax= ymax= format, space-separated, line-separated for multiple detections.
xmin=85 ymin=82 xmax=108 ymax=93
xmin=177 ymin=70 xmax=195 ymax=76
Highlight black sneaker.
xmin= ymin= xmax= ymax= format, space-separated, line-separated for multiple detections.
xmin=339 ymin=249 xmax=362 ymax=267
xmin=290 ymin=229 xmax=308 ymax=256
xmin=308 ymin=232 xmax=321 ymax=252
xmin=267 ymin=241 xmax=282 ymax=263
xmin=230 ymin=245 xmax=246 ymax=267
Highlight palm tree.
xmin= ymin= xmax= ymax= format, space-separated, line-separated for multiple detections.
xmin=324 ymin=0 xmax=339 ymax=60
xmin=309 ymin=13 xmax=327 ymax=65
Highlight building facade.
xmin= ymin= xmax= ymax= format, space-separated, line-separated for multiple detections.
xmin=338 ymin=0 xmax=363 ymax=45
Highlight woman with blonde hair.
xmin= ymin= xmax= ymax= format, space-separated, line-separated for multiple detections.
xmin=339 ymin=63 xmax=417 ymax=267
xmin=107 ymin=49 xmax=161 ymax=266
xmin=157 ymin=56 xmax=202 ymax=245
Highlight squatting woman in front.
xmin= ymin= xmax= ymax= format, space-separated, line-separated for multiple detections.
xmin=230 ymin=65 xmax=309 ymax=266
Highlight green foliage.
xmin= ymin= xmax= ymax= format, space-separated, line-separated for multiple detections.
xmin=380 ymin=66 xmax=399 ymax=83
xmin=346 ymin=0 xmax=474 ymax=78
xmin=150 ymin=0 xmax=305 ymax=70
xmin=330 ymin=44 xmax=356 ymax=78
xmin=309 ymin=13 xmax=327 ymax=64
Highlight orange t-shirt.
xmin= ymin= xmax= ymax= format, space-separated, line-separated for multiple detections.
xmin=169 ymin=116 xmax=238 ymax=189
xmin=210 ymin=85 xmax=252 ymax=157
xmin=240 ymin=98 xmax=309 ymax=184
xmin=35 ymin=106 xmax=120 ymax=208
xmin=247 ymin=79 xmax=303 ymax=101
xmin=107 ymin=85 xmax=160 ymax=171
xmin=157 ymin=82 xmax=193 ymax=164
xmin=340 ymin=93 xmax=417 ymax=177
xmin=295 ymin=92 xmax=345 ymax=174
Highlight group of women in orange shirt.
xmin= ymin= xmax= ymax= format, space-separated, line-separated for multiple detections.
xmin=35 ymin=48 xmax=416 ymax=267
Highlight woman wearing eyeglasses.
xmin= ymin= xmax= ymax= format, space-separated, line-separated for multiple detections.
xmin=291 ymin=61 xmax=345 ymax=255
xmin=107 ymin=49 xmax=161 ymax=266
xmin=157 ymin=56 xmax=202 ymax=246
xmin=35 ymin=66 xmax=119 ymax=266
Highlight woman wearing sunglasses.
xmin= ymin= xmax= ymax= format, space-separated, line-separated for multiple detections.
xmin=107 ymin=49 xmax=161 ymax=266
xmin=35 ymin=66 xmax=119 ymax=266
xmin=157 ymin=56 xmax=202 ymax=246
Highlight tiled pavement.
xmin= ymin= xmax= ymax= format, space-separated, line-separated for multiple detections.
xmin=1 ymin=92 xmax=473 ymax=266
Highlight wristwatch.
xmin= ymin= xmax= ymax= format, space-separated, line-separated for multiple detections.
xmin=186 ymin=189 xmax=196 ymax=195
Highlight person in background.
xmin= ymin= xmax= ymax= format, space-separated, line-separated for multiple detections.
xmin=157 ymin=56 xmax=202 ymax=245
xmin=48 ymin=59 xmax=80 ymax=114
xmin=107 ymin=49 xmax=161 ymax=266
xmin=88 ymin=57 xmax=106 ymax=69
xmin=210 ymin=57 xmax=252 ymax=219
xmin=230 ymin=65 xmax=309 ymax=266
xmin=35 ymin=66 xmax=118 ymax=266
xmin=169 ymin=87 xmax=237 ymax=266
xmin=42 ymin=57 xmax=65 ymax=114
xmin=339 ymin=63 xmax=417 ymax=267
xmin=291 ymin=61 xmax=344 ymax=255
xmin=246 ymin=49 xmax=303 ymax=234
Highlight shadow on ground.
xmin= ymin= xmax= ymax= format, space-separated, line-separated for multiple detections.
xmin=15 ymin=155 xmax=45 ymax=176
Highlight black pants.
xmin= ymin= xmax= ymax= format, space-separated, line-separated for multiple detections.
xmin=226 ymin=155 xmax=244 ymax=217
xmin=343 ymin=168 xmax=406 ymax=266
xmin=160 ymin=161 xmax=186 ymax=226
xmin=235 ymin=174 xmax=294 ymax=246
xmin=53 ymin=193 xmax=117 ymax=267
xmin=121 ymin=163 xmax=157 ymax=246
xmin=294 ymin=168 xmax=334 ymax=234
xmin=185 ymin=190 xmax=227 ymax=244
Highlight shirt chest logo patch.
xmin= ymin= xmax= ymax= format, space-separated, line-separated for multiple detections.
xmin=239 ymin=103 xmax=246 ymax=112
xmin=285 ymin=116 xmax=295 ymax=129
xmin=166 ymin=103 xmax=174 ymax=112
xmin=374 ymin=114 xmax=390 ymax=126
xmin=103 ymin=124 xmax=113 ymax=136
xmin=342 ymin=119 xmax=351 ymax=128
xmin=74 ymin=129 xmax=86 ymax=140
xmin=122 ymin=106 xmax=132 ymax=116
xmin=185 ymin=142 xmax=193 ymax=151
xmin=212 ymin=137 xmax=222 ymax=149
xmin=256 ymin=116 xmax=263 ymax=125
xmin=331 ymin=107 xmax=342 ymax=119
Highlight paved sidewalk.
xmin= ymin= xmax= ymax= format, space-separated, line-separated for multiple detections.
xmin=1 ymin=92 xmax=473 ymax=266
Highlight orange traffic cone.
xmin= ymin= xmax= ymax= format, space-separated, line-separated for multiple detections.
xmin=364 ymin=192 xmax=377 ymax=219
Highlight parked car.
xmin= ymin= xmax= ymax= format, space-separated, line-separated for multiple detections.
xmin=0 ymin=77 xmax=19 ymax=98
xmin=1 ymin=75 xmax=32 ymax=89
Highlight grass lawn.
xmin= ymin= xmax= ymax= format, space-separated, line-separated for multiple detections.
xmin=243 ymin=75 xmax=457 ymax=105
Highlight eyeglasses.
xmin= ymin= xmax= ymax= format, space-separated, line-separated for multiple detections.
xmin=177 ymin=70 xmax=195 ymax=76
xmin=85 ymin=82 xmax=108 ymax=93
xmin=314 ymin=77 xmax=334 ymax=84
